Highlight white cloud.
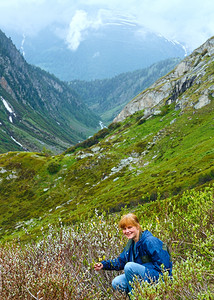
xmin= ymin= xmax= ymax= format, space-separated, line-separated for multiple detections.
xmin=66 ymin=10 xmax=89 ymax=51
xmin=66 ymin=10 xmax=102 ymax=51
xmin=0 ymin=0 xmax=214 ymax=50
xmin=134 ymin=0 xmax=214 ymax=50
xmin=0 ymin=0 xmax=76 ymax=35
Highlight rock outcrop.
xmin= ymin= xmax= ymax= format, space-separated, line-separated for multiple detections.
xmin=113 ymin=37 xmax=214 ymax=123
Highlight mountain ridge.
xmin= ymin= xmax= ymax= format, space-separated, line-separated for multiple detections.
xmin=114 ymin=36 xmax=214 ymax=122
xmin=0 ymin=29 xmax=99 ymax=153
xmin=0 ymin=36 xmax=213 ymax=242
xmin=69 ymin=58 xmax=181 ymax=123
xmin=5 ymin=19 xmax=186 ymax=81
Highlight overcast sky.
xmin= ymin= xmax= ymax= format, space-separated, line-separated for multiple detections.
xmin=0 ymin=0 xmax=214 ymax=51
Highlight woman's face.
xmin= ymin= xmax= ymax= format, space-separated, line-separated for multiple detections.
xmin=122 ymin=225 xmax=139 ymax=242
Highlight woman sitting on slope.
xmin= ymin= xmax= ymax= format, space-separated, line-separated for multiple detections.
xmin=94 ymin=213 xmax=172 ymax=296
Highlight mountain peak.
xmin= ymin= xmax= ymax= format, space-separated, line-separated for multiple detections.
xmin=5 ymin=18 xmax=186 ymax=81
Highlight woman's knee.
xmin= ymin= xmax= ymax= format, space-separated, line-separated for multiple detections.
xmin=112 ymin=277 xmax=118 ymax=290
xmin=112 ymin=274 xmax=128 ymax=292
xmin=124 ymin=262 xmax=146 ymax=279
xmin=124 ymin=261 xmax=134 ymax=273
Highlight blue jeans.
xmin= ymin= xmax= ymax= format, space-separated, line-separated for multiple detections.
xmin=112 ymin=262 xmax=159 ymax=294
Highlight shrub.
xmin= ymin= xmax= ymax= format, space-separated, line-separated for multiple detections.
xmin=47 ymin=161 xmax=61 ymax=174
xmin=108 ymin=122 xmax=121 ymax=131
xmin=64 ymin=128 xmax=110 ymax=154
xmin=0 ymin=187 xmax=213 ymax=299
xmin=197 ymin=169 xmax=214 ymax=185
xmin=41 ymin=147 xmax=53 ymax=157
xmin=131 ymin=255 xmax=213 ymax=299
xmin=137 ymin=118 xmax=146 ymax=125
xmin=160 ymin=105 xmax=170 ymax=116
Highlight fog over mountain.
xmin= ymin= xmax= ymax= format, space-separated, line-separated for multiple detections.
xmin=0 ymin=0 xmax=213 ymax=50
xmin=6 ymin=17 xmax=186 ymax=81
xmin=1 ymin=0 xmax=214 ymax=80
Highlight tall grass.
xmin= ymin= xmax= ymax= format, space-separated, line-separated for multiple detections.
xmin=0 ymin=186 xmax=213 ymax=299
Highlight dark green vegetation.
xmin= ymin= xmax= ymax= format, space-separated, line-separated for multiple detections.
xmin=0 ymin=34 xmax=214 ymax=298
xmin=0 ymin=29 xmax=181 ymax=154
xmin=0 ymin=96 xmax=213 ymax=242
xmin=69 ymin=58 xmax=180 ymax=123
xmin=0 ymin=29 xmax=99 ymax=154
xmin=1 ymin=36 xmax=213 ymax=244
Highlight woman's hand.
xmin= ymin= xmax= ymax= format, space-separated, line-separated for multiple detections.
xmin=94 ymin=263 xmax=103 ymax=271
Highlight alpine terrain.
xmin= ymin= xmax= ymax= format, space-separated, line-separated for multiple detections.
xmin=69 ymin=58 xmax=180 ymax=123
xmin=0 ymin=29 xmax=99 ymax=154
xmin=0 ymin=36 xmax=213 ymax=299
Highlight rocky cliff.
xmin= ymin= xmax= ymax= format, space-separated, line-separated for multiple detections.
xmin=114 ymin=37 xmax=214 ymax=122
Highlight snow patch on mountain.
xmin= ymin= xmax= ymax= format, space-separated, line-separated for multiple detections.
xmin=158 ymin=34 xmax=189 ymax=57
xmin=21 ymin=34 xmax=26 ymax=57
xmin=1 ymin=97 xmax=13 ymax=113
xmin=1 ymin=96 xmax=17 ymax=123
xmin=11 ymin=136 xmax=23 ymax=148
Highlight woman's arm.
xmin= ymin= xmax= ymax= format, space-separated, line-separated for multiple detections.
xmin=100 ymin=249 xmax=128 ymax=271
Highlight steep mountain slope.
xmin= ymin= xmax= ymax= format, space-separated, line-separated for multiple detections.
xmin=0 ymin=30 xmax=99 ymax=154
xmin=5 ymin=18 xmax=186 ymax=81
xmin=114 ymin=37 xmax=214 ymax=122
xmin=0 ymin=37 xmax=213 ymax=242
xmin=69 ymin=58 xmax=180 ymax=123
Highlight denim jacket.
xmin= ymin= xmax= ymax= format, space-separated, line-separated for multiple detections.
xmin=101 ymin=230 xmax=172 ymax=276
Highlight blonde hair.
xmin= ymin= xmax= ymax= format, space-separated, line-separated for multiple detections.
xmin=118 ymin=213 xmax=142 ymax=230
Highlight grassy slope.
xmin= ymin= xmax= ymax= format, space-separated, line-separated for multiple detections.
xmin=0 ymin=185 xmax=213 ymax=299
xmin=0 ymin=95 xmax=213 ymax=242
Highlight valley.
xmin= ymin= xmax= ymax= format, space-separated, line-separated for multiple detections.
xmin=0 ymin=30 xmax=213 ymax=299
